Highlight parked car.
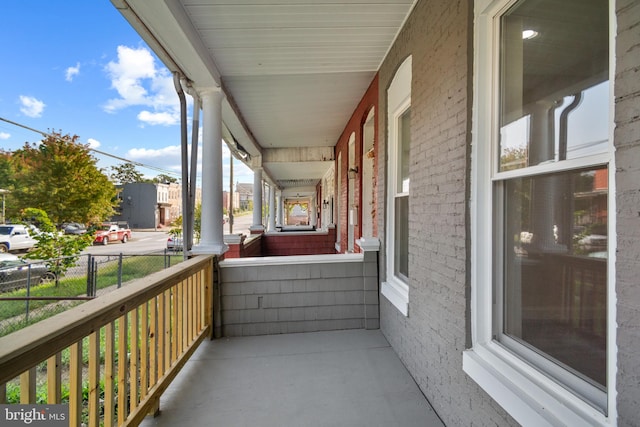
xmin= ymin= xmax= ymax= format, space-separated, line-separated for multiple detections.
xmin=93 ymin=223 xmax=132 ymax=245
xmin=62 ymin=222 xmax=87 ymax=235
xmin=0 ymin=255 xmax=56 ymax=292
xmin=167 ymin=235 xmax=184 ymax=251
xmin=0 ymin=224 xmax=38 ymax=253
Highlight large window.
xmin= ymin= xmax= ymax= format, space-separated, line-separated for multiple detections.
xmin=382 ymin=56 xmax=412 ymax=316
xmin=465 ymin=0 xmax=613 ymax=424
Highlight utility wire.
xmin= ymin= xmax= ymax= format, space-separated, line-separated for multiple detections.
xmin=0 ymin=116 xmax=181 ymax=176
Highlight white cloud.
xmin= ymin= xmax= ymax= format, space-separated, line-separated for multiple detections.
xmin=66 ymin=62 xmax=80 ymax=82
xmin=19 ymin=95 xmax=45 ymax=118
xmin=103 ymin=45 xmax=179 ymax=126
xmin=0 ymin=132 xmax=10 ymax=140
xmin=87 ymin=138 xmax=101 ymax=149
xmin=137 ymin=110 xmax=178 ymax=126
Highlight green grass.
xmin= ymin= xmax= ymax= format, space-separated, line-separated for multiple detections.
xmin=0 ymin=255 xmax=182 ymax=337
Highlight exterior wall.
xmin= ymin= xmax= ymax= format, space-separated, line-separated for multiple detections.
xmin=218 ymin=253 xmax=379 ymax=336
xmin=114 ymin=183 xmax=159 ymax=229
xmin=615 ymin=1 xmax=640 ymax=424
xmin=262 ymin=228 xmax=337 ymax=256
xmin=377 ymin=1 xmax=515 ymax=425
xmin=334 ymin=76 xmax=379 ymax=253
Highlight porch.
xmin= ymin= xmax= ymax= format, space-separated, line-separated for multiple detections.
xmin=139 ymin=329 xmax=443 ymax=427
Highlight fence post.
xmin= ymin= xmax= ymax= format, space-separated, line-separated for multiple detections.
xmin=117 ymin=254 xmax=123 ymax=289
xmin=86 ymin=254 xmax=93 ymax=297
xmin=25 ymin=265 xmax=32 ymax=323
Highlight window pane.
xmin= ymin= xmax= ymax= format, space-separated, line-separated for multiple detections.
xmin=502 ymin=167 xmax=607 ymax=388
xmin=499 ymin=0 xmax=609 ymax=171
xmin=397 ymin=108 xmax=411 ymax=193
xmin=394 ymin=195 xmax=409 ymax=279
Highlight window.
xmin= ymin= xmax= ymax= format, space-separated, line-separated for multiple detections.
xmin=382 ymin=56 xmax=411 ymax=316
xmin=464 ymin=0 xmax=614 ymax=424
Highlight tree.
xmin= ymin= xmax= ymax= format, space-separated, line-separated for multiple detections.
xmin=22 ymin=208 xmax=94 ymax=281
xmin=153 ymin=174 xmax=178 ymax=184
xmin=110 ymin=162 xmax=144 ymax=184
xmin=8 ymin=132 xmax=118 ymax=224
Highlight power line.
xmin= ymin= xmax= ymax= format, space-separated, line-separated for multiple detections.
xmin=0 ymin=116 xmax=181 ymax=177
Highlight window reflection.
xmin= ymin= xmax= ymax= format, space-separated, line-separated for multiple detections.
xmin=503 ymin=167 xmax=608 ymax=387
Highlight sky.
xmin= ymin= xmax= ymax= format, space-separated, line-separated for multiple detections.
xmin=0 ymin=1 xmax=254 ymax=189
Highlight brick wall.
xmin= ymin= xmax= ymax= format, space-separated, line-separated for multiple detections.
xmin=334 ymin=77 xmax=379 ymax=253
xmin=615 ymin=1 xmax=640 ymax=425
xmin=262 ymin=228 xmax=337 ymax=256
xmin=377 ymin=0 xmax=515 ymax=425
xmin=218 ymin=253 xmax=379 ymax=336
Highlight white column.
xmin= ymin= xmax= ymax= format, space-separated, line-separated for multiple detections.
xmin=193 ymin=89 xmax=227 ymax=255
xmin=268 ymin=185 xmax=276 ymax=231
xmin=310 ymin=196 xmax=317 ymax=228
xmin=276 ymin=190 xmax=284 ymax=227
xmin=250 ymin=167 xmax=264 ymax=233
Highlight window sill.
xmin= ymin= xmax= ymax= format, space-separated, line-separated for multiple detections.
xmin=381 ymin=279 xmax=408 ymax=316
xmin=463 ymin=344 xmax=610 ymax=427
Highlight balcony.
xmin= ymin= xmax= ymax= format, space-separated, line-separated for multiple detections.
xmin=0 ymin=251 xmax=443 ymax=426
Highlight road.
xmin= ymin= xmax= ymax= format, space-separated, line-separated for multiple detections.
xmin=83 ymin=212 xmax=255 ymax=256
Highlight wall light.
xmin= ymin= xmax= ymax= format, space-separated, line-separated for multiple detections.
xmin=522 ymin=29 xmax=538 ymax=40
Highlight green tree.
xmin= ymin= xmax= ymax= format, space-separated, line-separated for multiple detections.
xmin=8 ymin=132 xmax=117 ymax=224
xmin=22 ymin=208 xmax=94 ymax=280
xmin=110 ymin=162 xmax=144 ymax=184
xmin=153 ymin=174 xmax=178 ymax=184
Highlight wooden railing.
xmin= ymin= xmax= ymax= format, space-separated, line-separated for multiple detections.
xmin=0 ymin=255 xmax=215 ymax=427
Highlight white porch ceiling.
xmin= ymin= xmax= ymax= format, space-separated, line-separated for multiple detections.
xmin=112 ymin=0 xmax=415 ymax=190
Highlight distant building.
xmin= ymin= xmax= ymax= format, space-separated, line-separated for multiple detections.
xmin=236 ymin=183 xmax=252 ymax=210
xmin=114 ymin=182 xmax=176 ymax=230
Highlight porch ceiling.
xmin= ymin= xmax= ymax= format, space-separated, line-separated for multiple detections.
xmin=111 ymin=0 xmax=415 ymax=191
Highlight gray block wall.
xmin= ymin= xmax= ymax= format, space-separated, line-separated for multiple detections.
xmin=615 ymin=1 xmax=640 ymax=425
xmin=218 ymin=253 xmax=379 ymax=337
xmin=376 ymin=1 xmax=515 ymax=426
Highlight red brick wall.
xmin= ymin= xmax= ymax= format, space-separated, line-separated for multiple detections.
xmin=262 ymin=228 xmax=337 ymax=256
xmin=334 ymin=75 xmax=379 ymax=253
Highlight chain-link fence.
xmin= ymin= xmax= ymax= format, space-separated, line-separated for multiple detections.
xmin=0 ymin=252 xmax=184 ymax=337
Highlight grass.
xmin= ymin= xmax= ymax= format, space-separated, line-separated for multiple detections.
xmin=0 ymin=254 xmax=182 ymax=337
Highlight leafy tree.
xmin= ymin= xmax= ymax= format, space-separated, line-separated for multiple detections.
xmin=153 ymin=174 xmax=178 ymax=184
xmin=8 ymin=132 xmax=117 ymax=224
xmin=21 ymin=208 xmax=94 ymax=280
xmin=110 ymin=162 xmax=144 ymax=184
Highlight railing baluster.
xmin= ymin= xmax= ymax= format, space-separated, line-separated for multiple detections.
xmin=172 ymin=286 xmax=179 ymax=363
xmin=88 ymin=331 xmax=100 ymax=427
xmin=69 ymin=341 xmax=83 ymax=426
xmin=118 ymin=314 xmax=128 ymax=425
xmin=140 ymin=301 xmax=149 ymax=400
xmin=20 ymin=367 xmax=36 ymax=404
xmin=104 ymin=321 xmax=116 ymax=427
xmin=156 ymin=293 xmax=165 ymax=383
xmin=130 ymin=307 xmax=139 ymax=413
xmin=0 ymin=255 xmax=214 ymax=427
xmin=46 ymin=353 xmax=62 ymax=404
xmin=182 ymin=279 xmax=189 ymax=349
xmin=164 ymin=289 xmax=172 ymax=371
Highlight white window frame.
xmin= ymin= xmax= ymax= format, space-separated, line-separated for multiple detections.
xmin=462 ymin=0 xmax=618 ymax=425
xmin=382 ymin=55 xmax=412 ymax=316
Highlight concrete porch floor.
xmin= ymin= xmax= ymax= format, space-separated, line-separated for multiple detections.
xmin=141 ymin=329 xmax=444 ymax=427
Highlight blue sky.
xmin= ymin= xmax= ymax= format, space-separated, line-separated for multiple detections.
xmin=0 ymin=1 xmax=253 ymax=188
